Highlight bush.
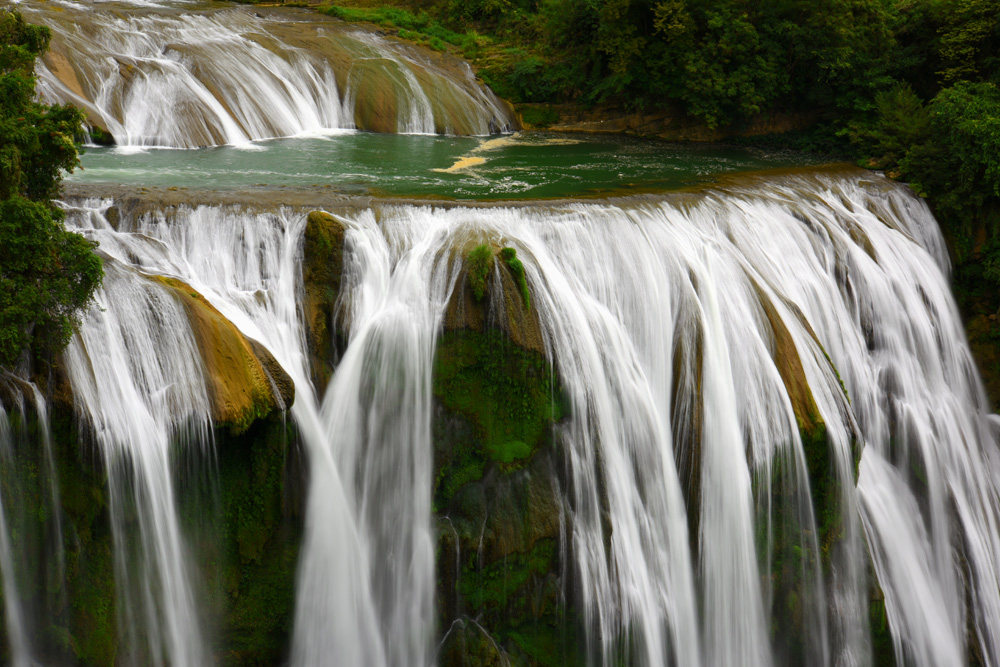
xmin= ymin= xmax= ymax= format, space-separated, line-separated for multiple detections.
xmin=0 ymin=9 xmax=102 ymax=370
xmin=903 ymin=81 xmax=1000 ymax=225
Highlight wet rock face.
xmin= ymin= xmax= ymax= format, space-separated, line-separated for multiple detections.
xmin=0 ymin=392 xmax=303 ymax=667
xmin=154 ymin=276 xmax=295 ymax=433
xmin=302 ymin=210 xmax=347 ymax=394
xmin=432 ymin=244 xmax=582 ymax=667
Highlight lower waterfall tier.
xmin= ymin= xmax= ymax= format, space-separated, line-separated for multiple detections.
xmin=1 ymin=167 xmax=999 ymax=667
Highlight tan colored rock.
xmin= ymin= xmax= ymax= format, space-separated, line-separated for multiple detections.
xmin=756 ymin=287 xmax=823 ymax=435
xmin=154 ymin=276 xmax=294 ymax=433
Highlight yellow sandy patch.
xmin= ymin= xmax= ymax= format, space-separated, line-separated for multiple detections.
xmin=432 ymin=156 xmax=487 ymax=173
xmin=474 ymin=134 xmax=520 ymax=152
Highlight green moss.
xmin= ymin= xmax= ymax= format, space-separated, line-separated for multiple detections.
xmin=499 ymin=247 xmax=530 ymax=311
xmin=0 ymin=404 xmax=119 ymax=666
xmin=1 ymin=393 xmax=300 ymax=666
xmin=176 ymin=418 xmax=301 ymax=666
xmin=757 ymin=422 xmax=848 ymax=664
xmin=86 ymin=126 xmax=115 ymax=146
xmin=800 ymin=424 xmax=842 ymax=568
xmin=819 ymin=344 xmax=850 ymax=405
xmin=453 ymin=535 xmax=580 ymax=667
xmin=432 ymin=329 xmax=562 ymax=509
xmin=434 ymin=456 xmax=484 ymax=513
xmin=303 ymin=211 xmax=344 ymax=305
xmin=323 ymin=4 xmax=469 ymax=51
xmin=459 ymin=538 xmax=555 ymax=610
xmin=52 ymin=414 xmax=117 ymax=667
xmin=303 ymin=210 xmax=347 ymax=388
xmin=466 ymin=244 xmax=494 ymax=302
xmin=486 ymin=440 xmax=531 ymax=465
xmin=870 ymin=595 xmax=896 ymax=667
xmin=226 ymin=384 xmax=274 ymax=437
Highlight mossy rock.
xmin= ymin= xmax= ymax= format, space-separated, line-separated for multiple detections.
xmin=437 ymin=619 xmax=512 ymax=667
xmin=445 ymin=243 xmax=543 ymax=355
xmin=176 ymin=418 xmax=304 ymax=667
xmin=869 ymin=584 xmax=896 ymax=667
xmin=153 ymin=276 xmax=294 ymax=433
xmin=432 ymin=297 xmax=580 ymax=664
xmin=349 ymin=59 xmax=404 ymax=133
xmin=87 ymin=124 xmax=115 ymax=146
xmin=302 ymin=210 xmax=347 ymax=392
xmin=433 ymin=329 xmax=561 ymax=494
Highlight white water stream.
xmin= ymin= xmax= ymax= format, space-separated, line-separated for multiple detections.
xmin=45 ymin=169 xmax=1000 ymax=666
xmin=0 ymin=402 xmax=32 ymax=667
xmin=20 ymin=0 xmax=515 ymax=146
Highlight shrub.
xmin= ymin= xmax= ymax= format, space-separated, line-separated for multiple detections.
xmin=0 ymin=9 xmax=102 ymax=370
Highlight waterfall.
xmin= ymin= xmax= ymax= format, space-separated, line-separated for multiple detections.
xmin=0 ymin=402 xmax=32 ymax=667
xmin=23 ymin=0 xmax=515 ymax=147
xmin=0 ymin=382 xmax=64 ymax=667
xmin=53 ymin=167 xmax=1000 ymax=666
xmin=63 ymin=199 xmax=444 ymax=667
xmin=60 ymin=252 xmax=212 ymax=665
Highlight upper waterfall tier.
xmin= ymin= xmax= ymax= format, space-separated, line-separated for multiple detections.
xmin=22 ymin=0 xmax=516 ymax=147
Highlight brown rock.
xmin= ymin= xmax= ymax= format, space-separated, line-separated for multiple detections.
xmin=153 ymin=276 xmax=294 ymax=432
xmin=302 ymin=210 xmax=347 ymax=391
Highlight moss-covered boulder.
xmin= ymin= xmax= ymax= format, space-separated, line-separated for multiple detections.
xmin=302 ymin=210 xmax=347 ymax=393
xmin=153 ymin=276 xmax=294 ymax=434
xmin=444 ymin=242 xmax=542 ymax=355
xmin=433 ymin=243 xmax=581 ymax=666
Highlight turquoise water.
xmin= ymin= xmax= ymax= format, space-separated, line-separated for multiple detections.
xmin=72 ymin=131 xmax=823 ymax=199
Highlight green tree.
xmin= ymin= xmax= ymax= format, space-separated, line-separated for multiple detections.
xmin=902 ymin=81 xmax=1000 ymax=241
xmin=0 ymin=9 xmax=102 ymax=371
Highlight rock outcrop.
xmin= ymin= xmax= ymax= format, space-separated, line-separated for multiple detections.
xmin=302 ymin=210 xmax=347 ymax=393
xmin=434 ymin=242 xmax=580 ymax=666
xmin=154 ymin=276 xmax=295 ymax=433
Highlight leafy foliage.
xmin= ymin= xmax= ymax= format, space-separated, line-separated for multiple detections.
xmin=903 ymin=81 xmax=1000 ymax=226
xmin=0 ymin=9 xmax=102 ymax=370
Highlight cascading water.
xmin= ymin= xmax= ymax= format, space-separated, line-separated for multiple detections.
xmin=0 ymin=382 xmax=65 ymax=667
xmin=0 ymin=400 xmax=32 ymax=667
xmin=60 ymin=255 xmax=213 ymax=666
xmin=50 ymin=167 xmax=1000 ymax=667
xmin=21 ymin=0 xmax=515 ymax=147
xmin=63 ymin=199 xmax=444 ymax=667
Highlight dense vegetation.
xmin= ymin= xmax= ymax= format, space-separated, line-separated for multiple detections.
xmin=0 ymin=9 xmax=102 ymax=372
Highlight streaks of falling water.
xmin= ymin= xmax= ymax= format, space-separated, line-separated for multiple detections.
xmin=58 ymin=166 xmax=1000 ymax=667
xmin=64 ymin=200 xmax=446 ymax=667
xmin=62 ymin=259 xmax=212 ymax=667
xmin=0 ymin=381 xmax=68 ymax=667
xmin=0 ymin=400 xmax=32 ymax=667
xmin=23 ymin=0 xmax=515 ymax=147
